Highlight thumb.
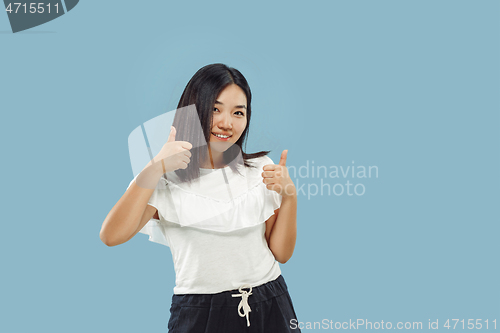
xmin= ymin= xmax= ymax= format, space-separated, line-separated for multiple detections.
xmin=279 ymin=150 xmax=288 ymax=166
xmin=167 ymin=126 xmax=176 ymax=143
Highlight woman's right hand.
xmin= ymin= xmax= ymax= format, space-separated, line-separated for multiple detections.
xmin=151 ymin=126 xmax=192 ymax=173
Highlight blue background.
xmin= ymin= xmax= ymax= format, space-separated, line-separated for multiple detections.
xmin=1 ymin=1 xmax=499 ymax=332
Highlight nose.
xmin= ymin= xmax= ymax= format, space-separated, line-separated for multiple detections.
xmin=216 ymin=111 xmax=232 ymax=130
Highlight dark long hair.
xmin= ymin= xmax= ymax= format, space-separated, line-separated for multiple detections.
xmin=167 ymin=63 xmax=269 ymax=183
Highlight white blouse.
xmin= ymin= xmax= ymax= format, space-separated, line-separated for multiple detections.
xmin=127 ymin=155 xmax=282 ymax=294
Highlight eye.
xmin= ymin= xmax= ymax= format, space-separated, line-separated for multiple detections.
xmin=213 ymin=107 xmax=220 ymax=112
xmin=235 ymin=111 xmax=245 ymax=116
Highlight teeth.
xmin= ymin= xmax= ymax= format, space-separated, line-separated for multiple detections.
xmin=213 ymin=133 xmax=230 ymax=138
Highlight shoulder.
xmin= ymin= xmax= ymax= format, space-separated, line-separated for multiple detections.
xmin=246 ymin=155 xmax=275 ymax=169
xmin=261 ymin=155 xmax=275 ymax=165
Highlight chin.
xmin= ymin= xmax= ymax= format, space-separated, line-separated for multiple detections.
xmin=209 ymin=141 xmax=234 ymax=153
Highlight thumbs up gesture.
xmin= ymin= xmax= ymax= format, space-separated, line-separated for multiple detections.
xmin=262 ymin=150 xmax=296 ymax=197
xmin=151 ymin=126 xmax=193 ymax=174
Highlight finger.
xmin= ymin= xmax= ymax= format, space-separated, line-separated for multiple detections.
xmin=173 ymin=145 xmax=191 ymax=156
xmin=180 ymin=141 xmax=193 ymax=150
xmin=266 ymin=184 xmax=282 ymax=193
xmin=172 ymin=155 xmax=190 ymax=168
xmin=261 ymin=171 xmax=275 ymax=178
xmin=172 ymin=149 xmax=190 ymax=161
xmin=179 ymin=160 xmax=189 ymax=169
xmin=263 ymin=164 xmax=277 ymax=171
xmin=180 ymin=155 xmax=190 ymax=165
xmin=262 ymin=178 xmax=276 ymax=185
xmin=167 ymin=126 xmax=176 ymax=143
xmin=279 ymin=150 xmax=288 ymax=166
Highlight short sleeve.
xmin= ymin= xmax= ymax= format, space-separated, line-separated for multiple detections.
xmin=127 ymin=175 xmax=170 ymax=247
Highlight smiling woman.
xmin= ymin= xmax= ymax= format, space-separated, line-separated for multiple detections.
xmin=168 ymin=63 xmax=270 ymax=184
xmin=100 ymin=63 xmax=301 ymax=333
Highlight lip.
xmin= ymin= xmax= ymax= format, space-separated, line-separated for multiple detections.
xmin=212 ymin=132 xmax=232 ymax=141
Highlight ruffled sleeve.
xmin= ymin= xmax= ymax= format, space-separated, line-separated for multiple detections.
xmin=125 ymin=154 xmax=282 ymax=243
xmin=127 ymin=175 xmax=170 ymax=247
xmin=152 ymin=155 xmax=282 ymax=232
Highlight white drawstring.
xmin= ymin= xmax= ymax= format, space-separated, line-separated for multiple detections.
xmin=232 ymin=284 xmax=253 ymax=327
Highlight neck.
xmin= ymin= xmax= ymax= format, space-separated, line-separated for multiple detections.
xmin=201 ymin=146 xmax=225 ymax=169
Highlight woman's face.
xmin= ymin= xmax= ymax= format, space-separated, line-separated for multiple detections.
xmin=209 ymin=83 xmax=248 ymax=152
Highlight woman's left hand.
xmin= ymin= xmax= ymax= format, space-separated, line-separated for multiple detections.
xmin=262 ymin=150 xmax=296 ymax=198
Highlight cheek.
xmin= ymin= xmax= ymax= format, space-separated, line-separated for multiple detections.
xmin=237 ymin=120 xmax=247 ymax=134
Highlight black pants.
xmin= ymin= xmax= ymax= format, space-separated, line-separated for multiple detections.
xmin=167 ymin=275 xmax=301 ymax=332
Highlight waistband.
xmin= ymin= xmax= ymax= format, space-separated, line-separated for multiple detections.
xmin=171 ymin=275 xmax=288 ymax=307
xmin=171 ymin=275 xmax=288 ymax=327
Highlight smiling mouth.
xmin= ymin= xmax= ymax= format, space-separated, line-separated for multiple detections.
xmin=212 ymin=133 xmax=232 ymax=139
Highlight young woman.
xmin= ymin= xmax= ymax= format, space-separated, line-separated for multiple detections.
xmin=100 ymin=63 xmax=301 ymax=332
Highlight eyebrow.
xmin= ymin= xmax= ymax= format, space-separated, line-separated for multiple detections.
xmin=215 ymin=100 xmax=247 ymax=110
